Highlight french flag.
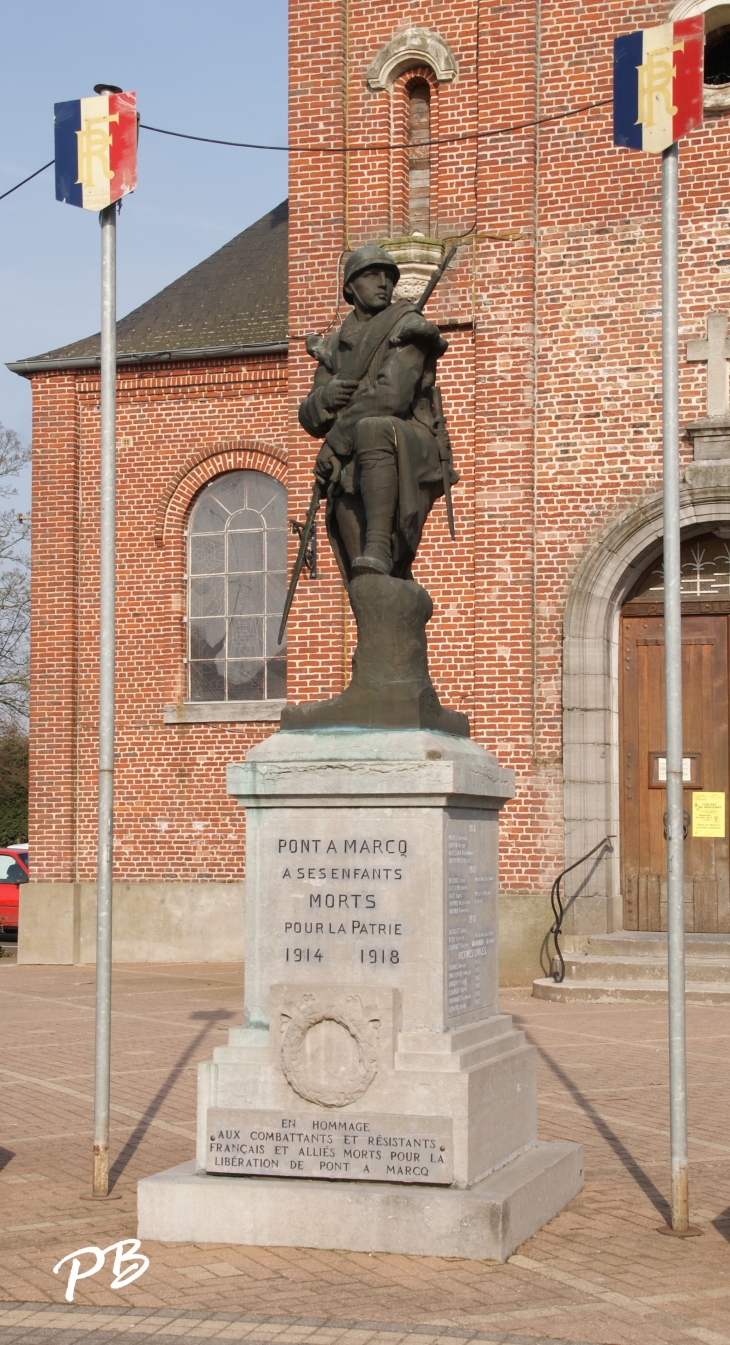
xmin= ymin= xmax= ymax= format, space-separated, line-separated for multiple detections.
xmin=55 ymin=91 xmax=137 ymax=210
xmin=613 ymin=17 xmax=704 ymax=153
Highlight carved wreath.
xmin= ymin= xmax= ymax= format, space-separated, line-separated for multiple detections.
xmin=279 ymin=993 xmax=381 ymax=1107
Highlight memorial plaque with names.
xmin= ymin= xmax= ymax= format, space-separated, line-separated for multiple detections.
xmin=206 ymin=1108 xmax=453 ymax=1184
xmin=445 ymin=813 xmax=497 ymax=1025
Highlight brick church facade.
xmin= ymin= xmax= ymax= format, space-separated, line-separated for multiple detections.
xmin=11 ymin=0 xmax=730 ymax=976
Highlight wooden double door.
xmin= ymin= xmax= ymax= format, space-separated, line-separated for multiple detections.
xmin=620 ymin=611 xmax=730 ymax=932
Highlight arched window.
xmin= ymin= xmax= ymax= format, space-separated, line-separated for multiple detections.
xmin=408 ymin=80 xmax=431 ymax=235
xmin=671 ymin=2 xmax=730 ymax=105
xmin=188 ymin=471 xmax=287 ymax=702
xmin=705 ymin=17 xmax=730 ymax=84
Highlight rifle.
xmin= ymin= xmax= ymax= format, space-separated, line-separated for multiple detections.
xmin=278 ymin=245 xmax=458 ymax=644
xmin=431 ymin=385 xmax=456 ymax=540
xmin=416 ymin=245 xmax=458 ymax=541
xmin=415 ymin=244 xmax=457 ymax=313
xmin=277 ymin=480 xmax=323 ymax=645
xmin=416 ymin=244 xmax=458 ymax=540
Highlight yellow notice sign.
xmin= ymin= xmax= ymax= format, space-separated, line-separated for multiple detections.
xmin=692 ymin=792 xmax=726 ymax=838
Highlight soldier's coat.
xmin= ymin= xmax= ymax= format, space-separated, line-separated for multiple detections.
xmin=299 ymin=300 xmax=455 ymax=581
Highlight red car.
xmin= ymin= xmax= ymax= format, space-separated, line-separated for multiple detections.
xmin=0 ymin=847 xmax=29 ymax=940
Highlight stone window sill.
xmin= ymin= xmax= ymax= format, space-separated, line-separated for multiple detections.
xmin=164 ymin=700 xmax=286 ymax=724
xmin=704 ymin=84 xmax=730 ymax=112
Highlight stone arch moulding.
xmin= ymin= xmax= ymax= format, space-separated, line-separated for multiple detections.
xmin=155 ymin=439 xmax=287 ymax=549
xmin=562 ymin=465 xmax=730 ymax=938
xmin=366 ymin=28 xmax=458 ymax=91
xmin=670 ymin=0 xmax=730 ymax=109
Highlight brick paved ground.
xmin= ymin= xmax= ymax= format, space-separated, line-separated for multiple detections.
xmin=0 ymin=961 xmax=728 ymax=1345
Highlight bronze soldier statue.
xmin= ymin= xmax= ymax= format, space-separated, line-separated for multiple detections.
xmin=281 ymin=243 xmax=468 ymax=735
xmin=298 ymin=244 xmax=457 ymax=583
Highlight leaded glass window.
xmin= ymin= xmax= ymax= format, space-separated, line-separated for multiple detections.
xmin=188 ymin=471 xmax=287 ymax=701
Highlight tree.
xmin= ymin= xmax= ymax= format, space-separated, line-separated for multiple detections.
xmin=0 ymin=423 xmax=30 ymax=721
xmin=0 ymin=720 xmax=28 ymax=845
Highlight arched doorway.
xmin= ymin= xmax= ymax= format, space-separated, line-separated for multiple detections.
xmin=620 ymin=530 xmax=730 ymax=932
xmin=562 ymin=474 xmax=730 ymax=941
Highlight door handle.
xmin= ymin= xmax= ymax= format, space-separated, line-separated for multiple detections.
xmin=663 ymin=810 xmax=690 ymax=840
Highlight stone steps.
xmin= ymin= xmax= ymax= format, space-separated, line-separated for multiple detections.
xmin=532 ymin=977 xmax=730 ymax=1005
xmin=532 ymin=932 xmax=730 ymax=1004
xmin=559 ymin=954 xmax=730 ymax=985
xmin=587 ymin=933 xmax=730 ymax=959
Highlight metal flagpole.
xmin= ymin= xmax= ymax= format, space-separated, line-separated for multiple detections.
xmin=53 ymin=79 xmax=135 ymax=1200
xmin=91 ymin=194 xmax=119 ymax=1199
xmin=613 ymin=13 xmax=704 ymax=1242
xmin=660 ymin=141 xmax=693 ymax=1236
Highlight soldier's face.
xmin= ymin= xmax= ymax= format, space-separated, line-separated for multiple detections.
xmin=349 ymin=266 xmax=394 ymax=313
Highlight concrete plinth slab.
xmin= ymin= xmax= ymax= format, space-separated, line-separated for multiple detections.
xmin=137 ymin=1140 xmax=583 ymax=1262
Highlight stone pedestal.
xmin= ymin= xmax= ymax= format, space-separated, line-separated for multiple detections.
xmin=138 ymin=730 xmax=583 ymax=1260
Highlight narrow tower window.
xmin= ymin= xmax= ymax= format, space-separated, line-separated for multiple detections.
xmin=408 ymin=81 xmax=431 ymax=235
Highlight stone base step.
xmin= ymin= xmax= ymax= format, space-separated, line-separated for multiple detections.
xmin=532 ymin=977 xmax=730 ymax=1005
xmin=560 ymin=955 xmax=730 ymax=985
xmin=586 ymin=932 xmax=730 ymax=959
xmin=138 ymin=1142 xmax=584 ymax=1262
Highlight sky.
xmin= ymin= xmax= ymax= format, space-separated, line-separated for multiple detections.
xmin=0 ymin=0 xmax=289 ymax=509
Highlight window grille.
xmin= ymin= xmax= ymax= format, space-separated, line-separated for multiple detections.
xmin=629 ymin=532 xmax=730 ymax=602
xmin=187 ymin=470 xmax=287 ymax=701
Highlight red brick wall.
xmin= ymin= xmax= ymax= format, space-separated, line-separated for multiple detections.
xmin=286 ymin=0 xmax=544 ymax=883
xmin=30 ymin=374 xmax=80 ymax=883
xmin=530 ymin=0 xmax=730 ymax=890
xmin=30 ymin=355 xmax=287 ymax=882
xmin=30 ymin=0 xmax=730 ymax=900
xmin=286 ymin=0 xmax=730 ymax=896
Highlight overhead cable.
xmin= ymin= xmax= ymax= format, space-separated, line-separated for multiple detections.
xmin=139 ymin=98 xmax=613 ymax=154
xmin=0 ymin=159 xmax=54 ymax=202
xmin=0 ymin=98 xmax=613 ymax=205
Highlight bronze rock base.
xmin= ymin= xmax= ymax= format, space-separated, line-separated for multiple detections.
xmin=281 ymin=573 xmax=469 ymax=736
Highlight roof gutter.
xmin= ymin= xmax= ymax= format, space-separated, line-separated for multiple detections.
xmin=6 ymin=340 xmax=288 ymax=377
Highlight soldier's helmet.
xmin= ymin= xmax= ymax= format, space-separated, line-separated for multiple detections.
xmin=343 ymin=245 xmax=400 ymax=302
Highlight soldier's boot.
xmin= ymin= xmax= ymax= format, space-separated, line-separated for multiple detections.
xmin=352 ymin=445 xmax=398 ymax=576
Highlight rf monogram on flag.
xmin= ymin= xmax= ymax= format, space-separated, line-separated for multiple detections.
xmin=613 ymin=15 xmax=704 ymax=153
xmin=54 ymin=90 xmax=137 ymax=210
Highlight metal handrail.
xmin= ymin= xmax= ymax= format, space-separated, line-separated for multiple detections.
xmin=550 ymin=835 xmax=615 ymax=982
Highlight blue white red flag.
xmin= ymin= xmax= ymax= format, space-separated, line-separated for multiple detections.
xmin=613 ymin=17 xmax=704 ymax=153
xmin=54 ymin=91 xmax=137 ymax=210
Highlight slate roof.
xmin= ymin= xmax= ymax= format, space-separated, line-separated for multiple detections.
xmin=9 ymin=200 xmax=288 ymax=373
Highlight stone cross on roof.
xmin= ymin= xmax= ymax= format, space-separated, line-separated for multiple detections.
xmin=687 ymin=312 xmax=730 ymax=419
